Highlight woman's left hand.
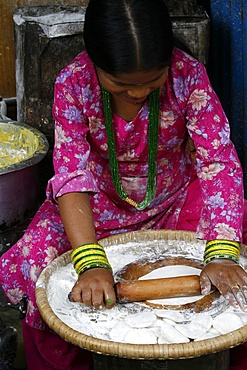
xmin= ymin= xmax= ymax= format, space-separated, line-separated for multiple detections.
xmin=200 ymin=259 xmax=247 ymax=311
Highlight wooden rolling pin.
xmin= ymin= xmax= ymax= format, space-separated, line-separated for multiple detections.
xmin=115 ymin=275 xmax=201 ymax=303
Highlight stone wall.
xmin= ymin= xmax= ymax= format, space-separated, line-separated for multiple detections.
xmin=0 ymin=0 xmax=89 ymax=99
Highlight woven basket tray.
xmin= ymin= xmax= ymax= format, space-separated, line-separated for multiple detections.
xmin=35 ymin=229 xmax=247 ymax=360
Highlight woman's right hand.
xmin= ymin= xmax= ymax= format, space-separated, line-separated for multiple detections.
xmin=58 ymin=193 xmax=116 ymax=308
xmin=70 ymin=267 xmax=116 ymax=309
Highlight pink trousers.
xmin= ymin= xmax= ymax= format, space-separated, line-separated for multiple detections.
xmin=22 ymin=320 xmax=93 ymax=370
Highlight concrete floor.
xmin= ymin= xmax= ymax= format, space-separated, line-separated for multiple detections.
xmin=0 ymin=221 xmax=29 ymax=370
xmin=0 ymin=302 xmax=26 ymax=369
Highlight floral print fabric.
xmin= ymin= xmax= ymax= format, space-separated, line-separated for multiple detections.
xmin=0 ymin=48 xmax=244 ymax=330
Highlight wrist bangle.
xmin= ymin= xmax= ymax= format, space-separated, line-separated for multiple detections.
xmin=71 ymin=243 xmax=112 ymax=275
xmin=204 ymin=239 xmax=240 ymax=265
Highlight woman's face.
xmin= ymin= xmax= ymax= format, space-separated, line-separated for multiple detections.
xmin=96 ymin=67 xmax=169 ymax=105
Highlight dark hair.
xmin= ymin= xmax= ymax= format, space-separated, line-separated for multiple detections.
xmin=84 ymin=0 xmax=174 ymax=74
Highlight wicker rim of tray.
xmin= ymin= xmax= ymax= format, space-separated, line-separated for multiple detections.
xmin=35 ymin=229 xmax=247 ymax=360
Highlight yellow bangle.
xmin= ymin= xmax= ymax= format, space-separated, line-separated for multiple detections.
xmin=71 ymin=243 xmax=101 ymax=259
xmin=71 ymin=243 xmax=112 ymax=275
xmin=204 ymin=239 xmax=240 ymax=265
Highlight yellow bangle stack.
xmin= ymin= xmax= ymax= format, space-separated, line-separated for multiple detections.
xmin=204 ymin=239 xmax=240 ymax=265
xmin=71 ymin=243 xmax=112 ymax=275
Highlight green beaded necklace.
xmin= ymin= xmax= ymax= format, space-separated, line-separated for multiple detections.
xmin=101 ymin=85 xmax=160 ymax=210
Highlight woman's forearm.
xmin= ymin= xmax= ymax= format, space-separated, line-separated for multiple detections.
xmin=58 ymin=192 xmax=97 ymax=249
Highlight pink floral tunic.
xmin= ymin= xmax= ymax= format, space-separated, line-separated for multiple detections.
xmin=0 ymin=48 xmax=244 ymax=330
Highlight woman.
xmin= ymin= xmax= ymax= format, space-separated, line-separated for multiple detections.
xmin=1 ymin=0 xmax=247 ymax=368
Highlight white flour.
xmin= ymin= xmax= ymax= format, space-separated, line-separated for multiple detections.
xmin=46 ymin=239 xmax=247 ymax=344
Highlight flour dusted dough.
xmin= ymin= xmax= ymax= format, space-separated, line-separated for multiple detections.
xmin=139 ymin=265 xmax=203 ymax=305
xmin=174 ymin=322 xmax=208 ymax=340
xmin=160 ymin=322 xmax=190 ymax=344
xmin=158 ymin=335 xmax=170 ymax=344
xmin=195 ymin=327 xmax=221 ymax=341
xmin=213 ymin=312 xmax=243 ymax=335
xmin=109 ymin=320 xmax=131 ymax=342
xmin=191 ymin=314 xmax=213 ymax=331
xmin=125 ymin=311 xmax=157 ymax=328
xmin=153 ymin=309 xmax=186 ymax=323
xmin=124 ymin=328 xmax=157 ymax=344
